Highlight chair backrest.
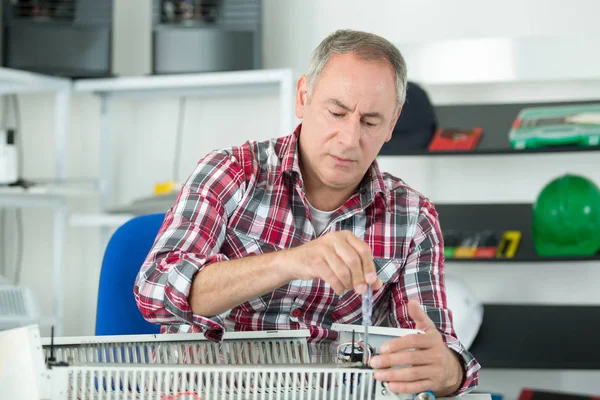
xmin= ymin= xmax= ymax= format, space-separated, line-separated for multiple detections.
xmin=95 ymin=213 xmax=166 ymax=336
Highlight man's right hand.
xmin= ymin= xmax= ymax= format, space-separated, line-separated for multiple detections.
xmin=280 ymin=230 xmax=383 ymax=296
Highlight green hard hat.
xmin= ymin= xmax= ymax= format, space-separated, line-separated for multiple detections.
xmin=532 ymin=174 xmax=600 ymax=257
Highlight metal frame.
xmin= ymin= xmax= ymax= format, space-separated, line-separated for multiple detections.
xmin=0 ymin=66 xmax=73 ymax=336
xmin=71 ymin=68 xmax=297 ymax=230
xmin=0 ymin=67 xmax=295 ymax=336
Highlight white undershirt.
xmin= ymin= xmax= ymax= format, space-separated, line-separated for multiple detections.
xmin=308 ymin=202 xmax=337 ymax=236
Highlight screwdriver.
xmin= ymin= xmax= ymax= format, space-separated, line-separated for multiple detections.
xmin=362 ymin=283 xmax=373 ymax=366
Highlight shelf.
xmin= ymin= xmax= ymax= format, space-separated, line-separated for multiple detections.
xmin=0 ymin=67 xmax=73 ymax=337
xmin=73 ymin=68 xmax=295 ymax=98
xmin=0 ymin=182 xmax=98 ymax=208
xmin=69 ymin=192 xmax=176 ymax=227
xmin=469 ymin=304 xmax=600 ymax=369
xmin=380 ymin=99 xmax=600 ymax=157
xmin=0 ymin=66 xmax=71 ymax=95
xmin=435 ymin=203 xmax=600 ymax=263
xmin=383 ymin=145 xmax=600 ymax=157
xmin=69 ymin=213 xmax=135 ymax=228
xmin=445 ymin=255 xmax=600 ymax=263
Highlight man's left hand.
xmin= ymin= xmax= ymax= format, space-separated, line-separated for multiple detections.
xmin=369 ymin=300 xmax=464 ymax=396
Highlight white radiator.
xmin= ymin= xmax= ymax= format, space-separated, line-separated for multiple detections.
xmin=0 ymin=325 xmax=490 ymax=400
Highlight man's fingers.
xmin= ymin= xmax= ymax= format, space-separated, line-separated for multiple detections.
xmin=385 ymin=380 xmax=435 ymax=395
xmin=331 ymin=240 xmax=365 ymax=292
xmin=379 ymin=333 xmax=437 ymax=354
xmin=370 ymin=348 xmax=438 ymax=369
xmin=407 ymin=300 xmax=436 ymax=332
xmin=323 ymin=249 xmax=353 ymax=291
xmin=343 ymin=232 xmax=383 ymax=290
xmin=318 ymin=261 xmax=346 ymax=296
xmin=374 ymin=365 xmax=438 ymax=384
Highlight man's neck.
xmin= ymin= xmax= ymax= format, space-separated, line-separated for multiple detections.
xmin=296 ymin=136 xmax=362 ymax=211
xmin=303 ymin=178 xmax=358 ymax=212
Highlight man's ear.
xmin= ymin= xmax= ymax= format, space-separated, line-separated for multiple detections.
xmin=295 ymin=75 xmax=309 ymax=119
xmin=385 ymin=105 xmax=402 ymax=142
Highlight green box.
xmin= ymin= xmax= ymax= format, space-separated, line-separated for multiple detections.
xmin=509 ymin=104 xmax=600 ymax=149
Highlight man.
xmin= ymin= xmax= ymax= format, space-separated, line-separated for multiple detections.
xmin=134 ymin=29 xmax=480 ymax=396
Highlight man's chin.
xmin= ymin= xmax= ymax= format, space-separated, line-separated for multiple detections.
xmin=320 ymin=174 xmax=359 ymax=190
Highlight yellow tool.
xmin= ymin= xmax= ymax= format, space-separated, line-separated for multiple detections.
xmin=153 ymin=180 xmax=178 ymax=196
xmin=495 ymin=231 xmax=522 ymax=258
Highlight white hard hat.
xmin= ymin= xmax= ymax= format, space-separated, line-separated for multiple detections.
xmin=444 ymin=274 xmax=483 ymax=349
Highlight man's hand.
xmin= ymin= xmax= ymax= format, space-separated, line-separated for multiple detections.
xmin=369 ymin=300 xmax=464 ymax=396
xmin=280 ymin=230 xmax=383 ymax=295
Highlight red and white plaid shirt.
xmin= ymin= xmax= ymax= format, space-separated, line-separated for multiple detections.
xmin=134 ymin=124 xmax=480 ymax=394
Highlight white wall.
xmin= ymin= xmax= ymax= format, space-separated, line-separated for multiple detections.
xmin=263 ymin=0 xmax=600 ymax=72
xmin=3 ymin=1 xmax=600 ymax=399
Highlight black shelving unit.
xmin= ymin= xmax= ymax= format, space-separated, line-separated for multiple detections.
xmin=469 ymin=304 xmax=600 ymax=369
xmin=445 ymin=255 xmax=600 ymax=263
xmin=379 ymin=99 xmax=600 ymax=156
xmin=383 ymin=90 xmax=600 ymax=372
xmin=388 ymin=145 xmax=600 ymax=157
xmin=435 ymin=203 xmax=600 ymax=263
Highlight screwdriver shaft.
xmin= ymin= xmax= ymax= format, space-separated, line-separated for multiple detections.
xmin=362 ymin=284 xmax=373 ymax=365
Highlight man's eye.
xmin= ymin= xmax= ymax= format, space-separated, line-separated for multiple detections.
xmin=329 ymin=111 xmax=344 ymax=117
xmin=363 ymin=121 xmax=377 ymax=127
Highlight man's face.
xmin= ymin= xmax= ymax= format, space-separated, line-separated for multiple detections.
xmin=296 ymin=52 xmax=401 ymax=194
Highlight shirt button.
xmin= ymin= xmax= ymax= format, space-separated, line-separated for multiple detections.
xmin=291 ymin=308 xmax=301 ymax=318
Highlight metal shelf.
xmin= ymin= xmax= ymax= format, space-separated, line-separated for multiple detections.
xmin=69 ymin=213 xmax=135 ymax=228
xmin=0 ymin=66 xmax=71 ymax=95
xmin=0 ymin=67 xmax=72 ymax=337
xmin=73 ymin=68 xmax=297 ymax=244
xmin=0 ymin=183 xmax=97 ymax=208
xmin=73 ymin=68 xmax=295 ymax=98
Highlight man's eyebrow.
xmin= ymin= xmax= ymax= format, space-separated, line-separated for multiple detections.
xmin=327 ymin=98 xmax=384 ymax=120
xmin=328 ymin=98 xmax=352 ymax=111
xmin=362 ymin=111 xmax=384 ymax=120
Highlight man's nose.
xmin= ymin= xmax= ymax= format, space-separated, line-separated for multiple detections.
xmin=338 ymin=119 xmax=361 ymax=148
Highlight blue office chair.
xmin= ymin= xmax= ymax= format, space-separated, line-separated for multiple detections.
xmin=95 ymin=213 xmax=166 ymax=336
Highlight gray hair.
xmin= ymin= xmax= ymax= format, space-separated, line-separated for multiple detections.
xmin=306 ymin=29 xmax=408 ymax=112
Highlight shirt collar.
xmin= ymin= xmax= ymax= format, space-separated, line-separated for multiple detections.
xmin=359 ymin=158 xmax=389 ymax=210
xmin=278 ymin=123 xmax=389 ymax=210
xmin=279 ymin=124 xmax=303 ymax=178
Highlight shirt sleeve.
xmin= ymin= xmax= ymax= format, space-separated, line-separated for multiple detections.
xmin=134 ymin=149 xmax=247 ymax=336
xmin=389 ymin=198 xmax=481 ymax=396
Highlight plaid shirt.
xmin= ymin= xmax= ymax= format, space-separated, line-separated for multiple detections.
xmin=134 ymin=124 xmax=480 ymax=394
